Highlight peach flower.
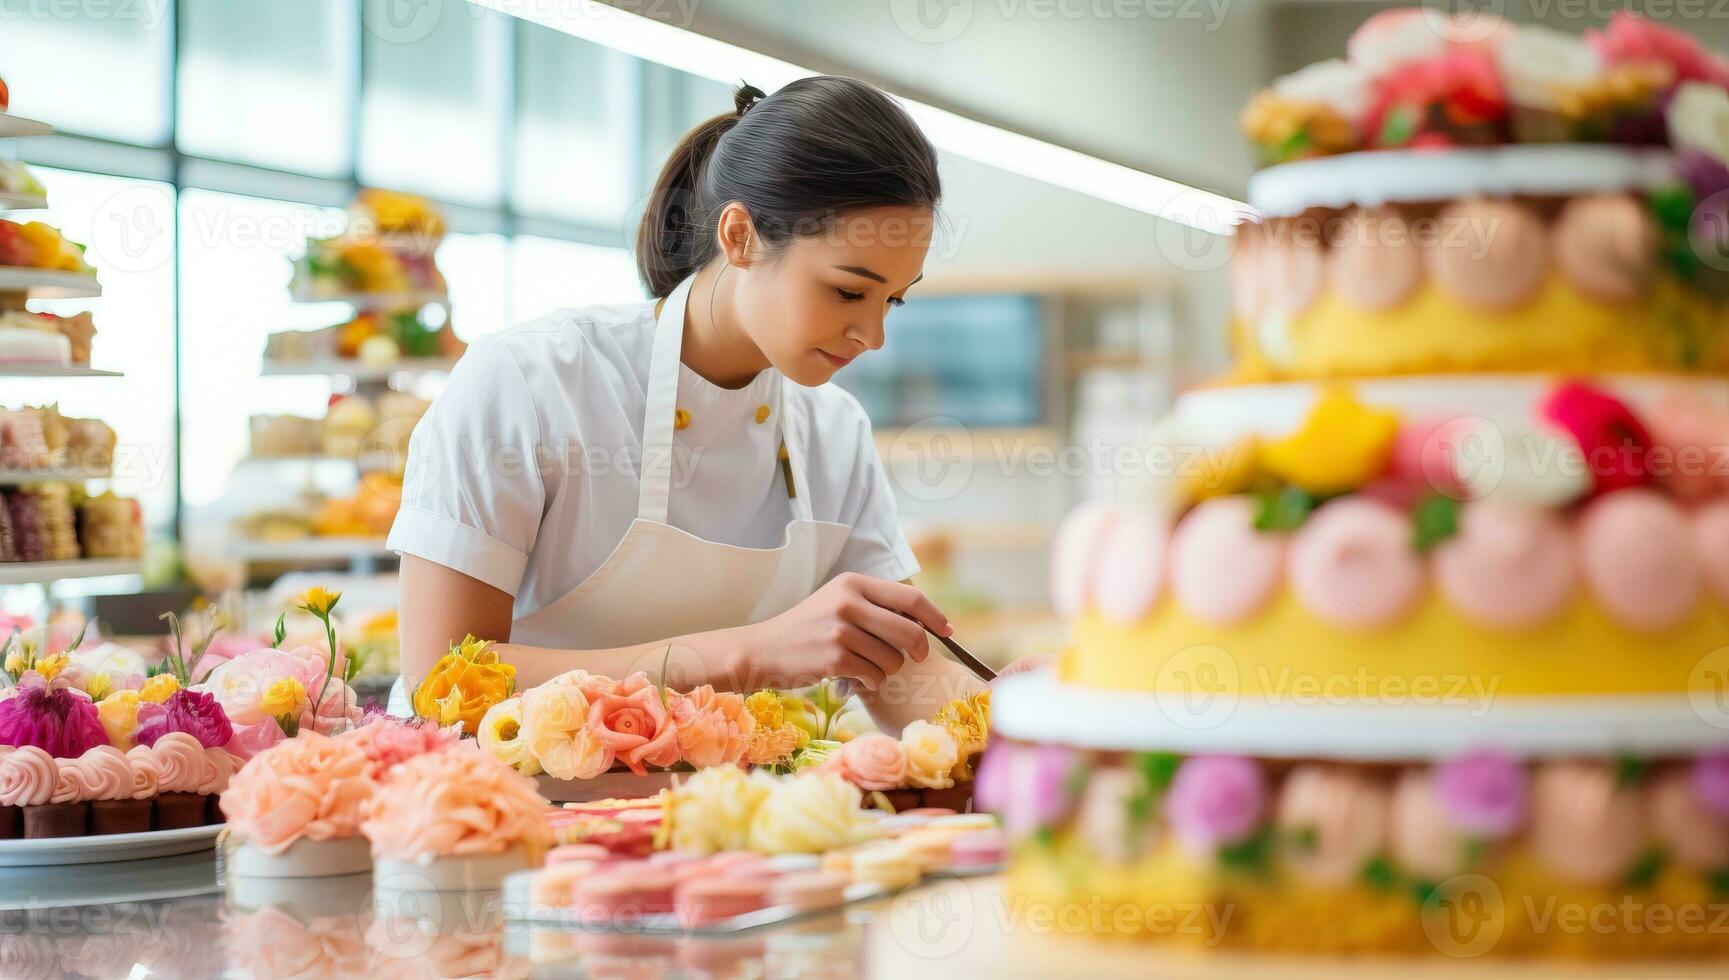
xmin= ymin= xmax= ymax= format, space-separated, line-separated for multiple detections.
xmin=826 ymin=732 xmax=908 ymax=792
xmin=587 ymin=685 xmax=679 ymax=776
xmin=225 ymin=907 xmax=372 ymax=980
xmin=524 ymin=681 xmax=612 ymax=780
xmin=360 ymin=744 xmax=552 ymax=862
xmin=1646 ymin=764 xmax=1729 ymax=871
xmin=1276 ymin=764 xmax=1390 ymax=885
xmin=900 ymin=721 xmax=959 ymax=790
xmin=668 ymin=686 xmax=753 ymax=769
xmin=1530 ymin=761 xmax=1644 ymax=885
xmin=219 ymin=731 xmax=374 ymax=854
xmin=1390 ymin=769 xmax=1470 ymax=879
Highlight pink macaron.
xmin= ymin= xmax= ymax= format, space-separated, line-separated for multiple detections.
xmin=546 ymin=843 xmax=613 ymax=865
xmin=675 ymin=876 xmax=772 ymax=926
xmin=573 ymin=869 xmax=677 ymax=921
xmin=948 ymin=829 xmax=1007 ymax=868
xmin=770 ymin=870 xmax=852 ymax=912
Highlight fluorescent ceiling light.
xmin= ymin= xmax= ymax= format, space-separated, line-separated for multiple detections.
xmin=466 ymin=0 xmax=1249 ymax=235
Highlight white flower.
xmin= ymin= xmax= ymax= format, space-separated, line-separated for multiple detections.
xmin=478 ymin=696 xmax=539 ymax=775
xmin=900 ymin=721 xmax=959 ymax=790
xmin=1497 ymin=26 xmax=1603 ymax=112
xmin=1347 ymin=11 xmax=1447 ymax=77
xmin=1450 ymin=418 xmax=1592 ymax=508
xmin=1272 ymin=59 xmax=1371 ymax=123
xmin=1668 ymin=82 xmax=1729 ymax=167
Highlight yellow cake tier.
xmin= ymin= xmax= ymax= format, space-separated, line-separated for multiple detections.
xmin=1062 ymin=591 xmax=1729 ymax=698
xmin=1230 ymin=275 xmax=1725 ymax=383
xmin=1008 ymin=837 xmax=1729 ymax=958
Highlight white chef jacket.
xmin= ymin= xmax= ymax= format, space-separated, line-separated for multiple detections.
xmin=386 ymin=301 xmax=919 ymax=621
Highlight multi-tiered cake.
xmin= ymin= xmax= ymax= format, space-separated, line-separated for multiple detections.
xmin=988 ymin=10 xmax=1729 ymax=959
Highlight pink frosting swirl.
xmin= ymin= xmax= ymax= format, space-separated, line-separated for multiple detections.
xmin=1432 ymin=501 xmax=1576 ymax=629
xmin=125 ymin=744 xmax=164 ymax=800
xmin=1693 ymin=499 xmax=1729 ymax=604
xmin=219 ymin=731 xmax=374 ymax=854
xmin=1170 ymin=497 xmax=1285 ymax=625
xmin=1091 ymin=510 xmax=1170 ymax=624
xmin=826 ymin=733 xmax=909 ymax=792
xmin=1551 ymin=193 xmax=1655 ymax=305
xmin=360 ymin=744 xmax=552 ymax=862
xmin=64 ymin=745 xmax=133 ymax=802
xmin=1647 ymin=765 xmax=1729 ymax=871
xmin=1530 ymin=761 xmax=1644 ymax=885
xmin=1390 ymin=769 xmax=1468 ymax=880
xmin=0 ymin=745 xmax=57 ymax=807
xmin=150 ymin=732 xmax=208 ymax=794
xmin=1287 ymin=498 xmax=1424 ymax=629
xmin=1050 ymin=502 xmax=1118 ymax=619
xmin=51 ymin=757 xmax=81 ymax=805
xmin=1577 ymin=489 xmax=1701 ymax=631
xmin=198 ymin=748 xmax=239 ymax=797
xmin=1330 ymin=207 xmax=1423 ymax=310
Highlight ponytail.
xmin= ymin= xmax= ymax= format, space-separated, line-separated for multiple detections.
xmin=635 ymin=77 xmax=941 ymax=299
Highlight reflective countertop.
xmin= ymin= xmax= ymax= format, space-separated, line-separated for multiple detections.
xmin=0 ymin=850 xmax=878 ymax=978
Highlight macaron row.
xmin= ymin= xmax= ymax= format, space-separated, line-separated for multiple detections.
xmin=523 ymin=810 xmax=1004 ymax=931
xmin=1053 ymin=488 xmax=1729 ymax=633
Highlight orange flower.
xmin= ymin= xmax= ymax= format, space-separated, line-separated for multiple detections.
xmin=745 ymin=724 xmax=803 ymax=768
xmin=587 ymin=685 xmax=679 ymax=775
xmin=669 ymin=687 xmax=754 ymax=768
xmin=410 ymin=635 xmax=515 ymax=736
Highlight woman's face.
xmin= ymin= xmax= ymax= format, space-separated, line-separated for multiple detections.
xmin=732 ymin=205 xmax=935 ymax=387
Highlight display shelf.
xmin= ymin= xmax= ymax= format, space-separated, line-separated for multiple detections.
xmin=0 ymin=364 xmax=121 ymax=378
xmin=0 ymin=557 xmax=142 ymax=585
xmin=0 ymin=267 xmax=100 ymax=298
xmin=0 ymin=465 xmax=111 ymax=484
xmin=259 ymin=356 xmax=458 ymax=381
xmin=0 ymin=113 xmax=52 ymax=139
xmin=0 ymin=191 xmax=48 ymax=211
xmin=228 ymin=537 xmax=395 ymax=563
xmin=287 ymin=287 xmax=449 ymax=310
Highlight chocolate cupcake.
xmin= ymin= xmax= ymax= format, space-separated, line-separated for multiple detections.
xmin=0 ymin=804 xmax=19 ymax=839
xmin=153 ymin=792 xmax=208 ymax=831
xmin=23 ymin=801 xmax=88 ymax=838
xmin=0 ymin=747 xmax=58 ymax=835
xmin=90 ymin=798 xmax=152 ymax=835
xmin=918 ymin=782 xmax=975 ymax=813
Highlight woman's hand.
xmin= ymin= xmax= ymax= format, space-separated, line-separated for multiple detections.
xmin=737 ymin=573 xmax=951 ymax=692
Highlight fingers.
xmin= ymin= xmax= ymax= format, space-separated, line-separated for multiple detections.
xmin=850 ymin=575 xmax=951 ymax=637
xmin=847 ymin=600 xmax=929 ymax=663
xmin=836 ymin=625 xmax=896 ymax=690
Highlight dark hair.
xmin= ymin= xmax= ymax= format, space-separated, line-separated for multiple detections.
xmin=635 ymin=77 xmax=943 ymax=299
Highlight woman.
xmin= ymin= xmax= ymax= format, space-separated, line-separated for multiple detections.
xmin=389 ymin=77 xmax=980 ymax=731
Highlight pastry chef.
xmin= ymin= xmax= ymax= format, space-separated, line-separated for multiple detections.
xmin=388 ymin=77 xmax=981 ymax=731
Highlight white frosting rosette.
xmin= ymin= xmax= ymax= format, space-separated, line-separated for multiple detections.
xmin=1668 ymin=81 xmax=1729 ymax=168
xmin=1495 ymin=26 xmax=1602 ymax=112
xmin=1270 ymin=58 xmax=1371 ymax=122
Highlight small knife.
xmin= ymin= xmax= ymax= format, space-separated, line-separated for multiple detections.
xmin=931 ymin=629 xmax=997 ymax=681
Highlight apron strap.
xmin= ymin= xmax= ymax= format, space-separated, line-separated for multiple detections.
xmin=639 ymin=274 xmax=817 ymax=525
xmin=637 ymin=277 xmax=691 ymax=525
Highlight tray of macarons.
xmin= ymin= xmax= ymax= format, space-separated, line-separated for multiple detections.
xmin=506 ymin=767 xmax=1006 ymax=936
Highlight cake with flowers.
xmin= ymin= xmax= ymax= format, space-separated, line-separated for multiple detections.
xmin=988 ymin=10 xmax=1729 ymax=959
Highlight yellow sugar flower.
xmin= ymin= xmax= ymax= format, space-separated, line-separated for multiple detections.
xmin=744 ymin=691 xmax=785 ymax=730
xmin=97 ymin=691 xmax=141 ymax=750
xmin=139 ymin=674 xmax=181 ymax=704
xmin=83 ymin=673 xmax=114 ymax=702
xmin=259 ymin=677 xmax=309 ymax=719
xmin=410 ymin=634 xmax=515 ymax=735
xmin=3 ymin=651 xmax=24 ymax=676
xmin=1184 ymin=436 xmax=1262 ymax=501
xmin=297 ymin=586 xmax=341 ymax=617
xmin=1259 ymin=388 xmax=1400 ymax=496
xmin=33 ymin=653 xmax=68 ymax=682
xmin=479 ymin=696 xmax=541 ymax=775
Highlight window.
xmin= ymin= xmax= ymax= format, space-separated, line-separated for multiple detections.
xmin=359 ymin=0 xmax=510 ymax=206
xmin=511 ymin=236 xmax=642 ymax=323
xmin=1 ymin=9 xmax=172 ymax=145
xmin=515 ymin=24 xmax=641 ymax=228
xmin=177 ymin=0 xmax=359 ymax=176
xmin=442 ymin=232 xmax=510 ymax=341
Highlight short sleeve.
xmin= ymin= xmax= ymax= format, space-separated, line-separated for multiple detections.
xmin=387 ymin=338 xmax=550 ymax=595
xmin=827 ymin=405 xmax=920 ymax=583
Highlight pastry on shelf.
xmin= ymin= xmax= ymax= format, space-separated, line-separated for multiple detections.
xmin=78 ymin=492 xmax=142 ymax=559
xmin=321 ymin=395 xmax=376 ymax=460
xmin=0 ymin=220 xmax=92 ymax=275
xmin=0 ymin=405 xmax=114 ymax=471
xmin=0 ymin=160 xmax=45 ymax=201
xmin=291 ymin=190 xmax=447 ymax=300
xmin=349 ymin=188 xmax=446 ymax=250
xmin=247 ymin=413 xmax=323 ymax=459
xmin=26 ymin=482 xmax=77 ymax=561
xmin=0 ymin=408 xmax=51 ymax=469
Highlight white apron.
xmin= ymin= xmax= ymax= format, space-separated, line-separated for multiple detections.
xmin=390 ymin=276 xmax=852 ymax=713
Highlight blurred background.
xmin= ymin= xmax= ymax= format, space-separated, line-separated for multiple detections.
xmin=0 ymin=0 xmax=1687 ymax=682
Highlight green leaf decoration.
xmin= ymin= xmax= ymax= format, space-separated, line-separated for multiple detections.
xmin=1462 ymin=837 xmax=1488 ymax=867
xmin=1648 ymin=184 xmax=1697 ymax=234
xmin=1623 ymin=847 xmax=1666 ymax=890
xmin=1614 ymin=755 xmax=1648 ymax=788
xmin=1361 ymin=855 xmax=1399 ymax=892
xmin=1709 ymin=868 xmax=1729 ymax=895
xmin=1217 ymin=827 xmax=1275 ymax=873
xmin=1274 ymin=129 xmax=1312 ymax=163
xmin=1379 ymin=106 xmax=1417 ymax=147
xmin=1253 ymin=487 xmax=1316 ymax=532
xmin=1289 ymin=825 xmax=1319 ymax=853
xmin=1412 ymin=495 xmax=1462 ymax=553
xmin=272 ymin=612 xmax=287 ymax=649
xmin=1409 ymin=878 xmax=1442 ymax=906
xmin=1136 ymin=751 xmax=1183 ymax=792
